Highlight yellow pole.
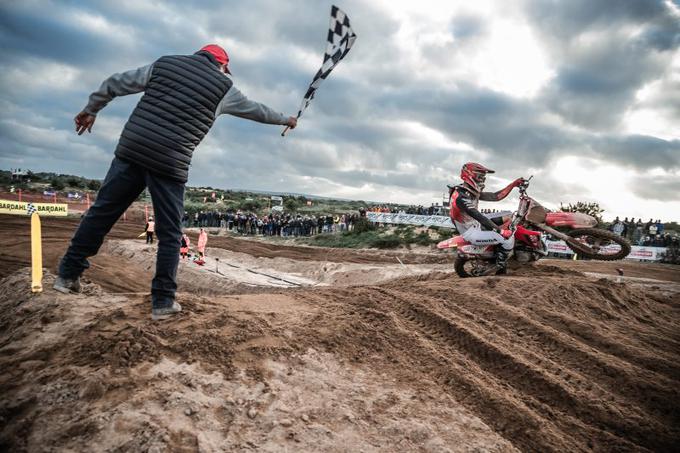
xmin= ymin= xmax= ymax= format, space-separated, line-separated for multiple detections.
xmin=31 ymin=212 xmax=43 ymax=293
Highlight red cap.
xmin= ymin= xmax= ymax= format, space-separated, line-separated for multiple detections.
xmin=200 ymin=44 xmax=230 ymax=74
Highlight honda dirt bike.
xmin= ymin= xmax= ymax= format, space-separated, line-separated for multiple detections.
xmin=437 ymin=177 xmax=631 ymax=278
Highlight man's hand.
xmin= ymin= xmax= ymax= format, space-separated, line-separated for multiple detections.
xmin=500 ymin=229 xmax=513 ymax=239
xmin=512 ymin=177 xmax=527 ymax=187
xmin=286 ymin=116 xmax=297 ymax=129
xmin=74 ymin=111 xmax=96 ymax=135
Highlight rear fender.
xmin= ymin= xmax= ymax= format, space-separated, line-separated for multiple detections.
xmin=545 ymin=212 xmax=597 ymax=228
xmin=437 ymin=236 xmax=468 ymax=250
xmin=437 ymin=236 xmax=495 ymax=258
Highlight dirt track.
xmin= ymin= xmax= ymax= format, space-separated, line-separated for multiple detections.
xmin=1 ymin=215 xmax=679 ymax=452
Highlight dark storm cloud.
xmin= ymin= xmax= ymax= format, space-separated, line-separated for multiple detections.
xmin=0 ymin=4 xmax=112 ymax=65
xmin=631 ymin=175 xmax=680 ymax=202
xmin=527 ymin=0 xmax=679 ymax=130
xmin=595 ymin=135 xmax=680 ymax=171
xmin=0 ymin=0 xmax=678 ymax=210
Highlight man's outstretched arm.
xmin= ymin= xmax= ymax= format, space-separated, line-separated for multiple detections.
xmin=217 ymin=85 xmax=297 ymax=128
xmin=75 ymin=64 xmax=153 ymax=135
xmin=480 ymin=178 xmax=525 ymax=202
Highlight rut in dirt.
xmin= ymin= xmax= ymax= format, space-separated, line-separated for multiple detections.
xmin=295 ymin=273 xmax=680 ymax=452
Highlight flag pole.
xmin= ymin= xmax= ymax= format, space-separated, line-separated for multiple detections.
xmin=281 ymin=125 xmax=290 ymax=137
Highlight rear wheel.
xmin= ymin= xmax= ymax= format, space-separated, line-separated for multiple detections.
xmin=566 ymin=228 xmax=631 ymax=261
xmin=454 ymin=255 xmax=498 ymax=278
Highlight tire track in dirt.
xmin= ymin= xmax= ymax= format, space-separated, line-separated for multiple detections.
xmin=318 ymin=285 xmax=602 ymax=451
xmin=296 ymin=273 xmax=680 ymax=452
xmin=377 ymin=287 xmax=665 ymax=452
xmin=532 ymin=308 xmax=680 ymax=380
xmin=300 ymin=286 xmax=570 ymax=449
xmin=411 ymin=281 xmax=680 ymax=423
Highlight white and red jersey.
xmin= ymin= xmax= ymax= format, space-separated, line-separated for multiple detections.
xmin=449 ymin=182 xmax=517 ymax=233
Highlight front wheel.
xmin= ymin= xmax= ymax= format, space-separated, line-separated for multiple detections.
xmin=566 ymin=228 xmax=631 ymax=261
xmin=454 ymin=255 xmax=498 ymax=278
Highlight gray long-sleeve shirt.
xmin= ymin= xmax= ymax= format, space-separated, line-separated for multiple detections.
xmin=84 ymin=64 xmax=289 ymax=125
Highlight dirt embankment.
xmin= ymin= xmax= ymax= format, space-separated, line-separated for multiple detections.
xmin=196 ymin=233 xmax=451 ymax=265
xmin=1 ymin=214 xmax=679 ymax=451
xmin=1 ymin=264 xmax=679 ymax=452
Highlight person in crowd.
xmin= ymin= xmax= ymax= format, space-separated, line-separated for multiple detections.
xmin=611 ymin=216 xmax=625 ymax=236
xmin=633 ymin=219 xmax=644 ymax=245
xmin=180 ymin=231 xmax=190 ymax=260
xmin=656 ymin=219 xmax=664 ymax=235
xmin=197 ymin=228 xmax=208 ymax=259
xmin=145 ymin=216 xmax=155 ymax=244
xmin=649 ymin=220 xmax=658 ymax=236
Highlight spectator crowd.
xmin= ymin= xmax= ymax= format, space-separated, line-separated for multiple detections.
xmin=181 ymin=210 xmax=361 ymax=237
xmin=608 ymin=217 xmax=678 ymax=247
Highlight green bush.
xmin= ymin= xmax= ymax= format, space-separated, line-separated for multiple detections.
xmin=50 ymin=177 xmax=65 ymax=191
xmin=413 ymin=231 xmax=432 ymax=246
xmin=283 ymin=197 xmax=299 ymax=212
xmin=370 ymin=236 xmax=402 ymax=249
xmin=67 ymin=177 xmax=83 ymax=188
xmin=238 ymin=199 xmax=263 ymax=211
xmin=353 ymin=217 xmax=376 ymax=234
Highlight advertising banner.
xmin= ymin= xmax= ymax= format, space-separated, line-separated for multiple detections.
xmin=0 ymin=199 xmax=68 ymax=217
xmin=546 ymin=239 xmax=665 ymax=262
xmin=367 ymin=212 xmax=454 ymax=228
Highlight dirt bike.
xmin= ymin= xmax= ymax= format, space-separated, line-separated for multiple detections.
xmin=437 ymin=177 xmax=632 ymax=278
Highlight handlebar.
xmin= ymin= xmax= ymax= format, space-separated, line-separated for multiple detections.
xmin=518 ymin=175 xmax=533 ymax=193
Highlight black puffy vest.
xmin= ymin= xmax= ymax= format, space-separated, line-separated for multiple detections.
xmin=115 ymin=52 xmax=232 ymax=183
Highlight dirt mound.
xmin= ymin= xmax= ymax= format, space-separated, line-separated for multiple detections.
xmin=1 ymin=214 xmax=679 ymax=451
xmin=293 ymin=274 xmax=680 ymax=452
xmin=0 ymin=270 xmax=516 ymax=452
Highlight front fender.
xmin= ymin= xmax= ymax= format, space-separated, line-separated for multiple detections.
xmin=545 ymin=212 xmax=597 ymax=228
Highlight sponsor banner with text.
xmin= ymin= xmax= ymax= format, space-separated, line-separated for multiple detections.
xmin=546 ymin=240 xmax=665 ymax=261
xmin=367 ymin=212 xmax=454 ymax=228
xmin=0 ymin=199 xmax=68 ymax=217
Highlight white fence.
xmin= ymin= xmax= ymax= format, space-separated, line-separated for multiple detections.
xmin=366 ymin=212 xmax=454 ymax=228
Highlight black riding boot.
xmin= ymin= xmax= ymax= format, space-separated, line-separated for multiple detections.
xmin=495 ymin=246 xmax=510 ymax=275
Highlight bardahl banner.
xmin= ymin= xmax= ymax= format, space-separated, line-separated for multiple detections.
xmin=0 ymin=199 xmax=68 ymax=217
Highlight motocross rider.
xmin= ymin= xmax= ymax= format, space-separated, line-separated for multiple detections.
xmin=449 ymin=162 xmax=525 ymax=272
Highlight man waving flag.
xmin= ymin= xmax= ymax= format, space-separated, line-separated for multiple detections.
xmin=282 ymin=5 xmax=357 ymax=136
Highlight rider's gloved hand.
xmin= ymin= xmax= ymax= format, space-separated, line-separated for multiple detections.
xmin=500 ymin=229 xmax=513 ymax=239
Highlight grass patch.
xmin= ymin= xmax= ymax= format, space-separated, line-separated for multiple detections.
xmin=303 ymin=224 xmax=454 ymax=249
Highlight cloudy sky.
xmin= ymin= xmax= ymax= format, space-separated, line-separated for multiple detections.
xmin=1 ymin=0 xmax=679 ymax=220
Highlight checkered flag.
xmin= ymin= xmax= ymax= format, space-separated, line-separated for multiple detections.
xmin=282 ymin=5 xmax=356 ymax=136
xmin=26 ymin=203 xmax=37 ymax=216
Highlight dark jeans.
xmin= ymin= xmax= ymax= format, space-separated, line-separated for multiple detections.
xmin=59 ymin=157 xmax=184 ymax=308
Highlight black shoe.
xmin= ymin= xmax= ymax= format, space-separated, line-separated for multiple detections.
xmin=495 ymin=247 xmax=510 ymax=274
xmin=53 ymin=276 xmax=82 ymax=294
xmin=152 ymin=302 xmax=182 ymax=320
